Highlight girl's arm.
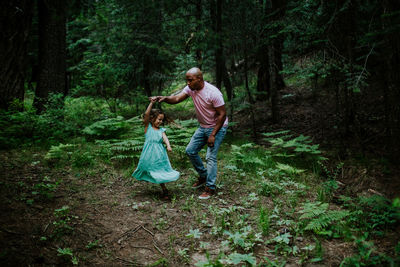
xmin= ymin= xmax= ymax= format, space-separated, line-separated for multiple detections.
xmin=144 ymin=99 xmax=156 ymax=133
xmin=162 ymin=132 xmax=172 ymax=152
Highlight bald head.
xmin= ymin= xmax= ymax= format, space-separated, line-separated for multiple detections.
xmin=186 ymin=67 xmax=204 ymax=91
xmin=186 ymin=67 xmax=203 ymax=80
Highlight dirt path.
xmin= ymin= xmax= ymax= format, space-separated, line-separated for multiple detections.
xmin=0 ymin=150 xmax=219 ymax=266
xmin=1 ymin=148 xmax=398 ymax=266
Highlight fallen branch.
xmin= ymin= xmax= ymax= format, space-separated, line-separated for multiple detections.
xmin=116 ymin=225 xmax=141 ymax=243
xmin=153 ymin=241 xmax=164 ymax=255
xmin=131 ymin=246 xmax=153 ymax=251
xmin=140 ymin=225 xmax=154 ymax=236
xmin=0 ymin=227 xmax=23 ymax=235
xmin=116 ymin=257 xmax=139 ymax=266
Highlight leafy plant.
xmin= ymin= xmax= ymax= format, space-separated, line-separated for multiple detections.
xmin=86 ymin=240 xmax=102 ymax=250
xmin=57 ymin=247 xmax=79 ymax=265
xmin=31 ymin=176 xmax=59 ymax=200
xmin=82 ymin=116 xmax=129 ymax=138
xmin=45 ymin=143 xmax=76 ymax=162
xmin=259 ymin=206 xmax=270 ymax=236
xmin=52 ymin=206 xmax=77 ymax=238
xmin=223 ymin=226 xmax=262 ymax=251
xmin=340 ymin=234 xmax=393 ymax=266
xmin=262 ymin=131 xmax=327 ymax=162
xmin=341 ymin=195 xmax=399 ymax=236
xmin=298 ymin=202 xmax=350 ymax=237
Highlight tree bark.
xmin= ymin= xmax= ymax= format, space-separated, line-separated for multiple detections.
xmin=269 ymin=45 xmax=279 ymax=123
xmin=0 ymin=1 xmax=34 ymax=110
xmin=34 ymin=0 xmax=67 ymax=113
xmin=381 ymin=0 xmax=400 ymax=160
xmin=195 ymin=0 xmax=203 ymax=68
xmin=210 ymin=0 xmax=232 ymax=99
xmin=257 ymin=0 xmax=286 ymax=103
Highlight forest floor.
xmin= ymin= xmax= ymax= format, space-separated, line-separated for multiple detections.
xmin=1 ymin=85 xmax=399 ymax=266
xmin=2 ymin=147 xmax=398 ymax=267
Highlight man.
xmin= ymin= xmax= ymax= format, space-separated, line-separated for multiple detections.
xmin=151 ymin=67 xmax=228 ymax=199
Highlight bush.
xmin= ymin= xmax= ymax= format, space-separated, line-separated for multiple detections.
xmin=82 ymin=116 xmax=129 ymax=139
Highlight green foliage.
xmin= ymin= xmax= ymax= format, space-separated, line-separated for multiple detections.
xmin=31 ymin=176 xmax=59 ymax=201
xmin=340 ymin=234 xmax=394 ymax=267
xmin=262 ymin=131 xmax=327 ymax=162
xmin=45 ymin=143 xmax=76 ymax=161
xmin=165 ymin=121 xmax=196 ymax=160
xmin=341 ymin=195 xmax=400 ymax=236
xmin=299 ymin=202 xmax=350 ymax=237
xmin=52 ymin=206 xmax=77 ymax=239
xmin=57 ymin=247 xmax=79 ymax=265
xmin=223 ymin=226 xmax=262 ymax=251
xmin=229 ymin=142 xmax=273 ymax=172
xmin=0 ymin=106 xmax=37 ymax=148
xmin=82 ymin=116 xmax=129 ymax=139
xmin=259 ymin=206 xmax=270 ymax=236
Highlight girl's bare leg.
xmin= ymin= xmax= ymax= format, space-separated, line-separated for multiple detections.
xmin=160 ymin=183 xmax=169 ymax=199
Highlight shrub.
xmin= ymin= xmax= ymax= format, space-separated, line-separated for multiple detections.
xmin=82 ymin=116 xmax=129 ymax=139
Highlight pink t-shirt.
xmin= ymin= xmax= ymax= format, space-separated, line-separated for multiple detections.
xmin=183 ymin=81 xmax=229 ymax=128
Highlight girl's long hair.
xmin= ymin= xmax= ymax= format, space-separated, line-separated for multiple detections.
xmin=149 ymin=109 xmax=174 ymax=125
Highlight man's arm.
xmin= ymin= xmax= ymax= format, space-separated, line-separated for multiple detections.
xmin=151 ymin=91 xmax=189 ymax=104
xmin=208 ymin=105 xmax=227 ymax=147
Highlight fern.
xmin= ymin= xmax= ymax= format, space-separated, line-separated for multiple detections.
xmin=262 ymin=130 xmax=327 ymax=161
xmin=82 ymin=116 xmax=129 ymax=138
xmin=299 ymin=202 xmax=350 ymax=235
xmin=45 ymin=143 xmax=76 ymax=161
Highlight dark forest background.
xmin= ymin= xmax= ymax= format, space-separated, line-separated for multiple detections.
xmin=1 ymin=1 xmax=400 ymax=266
xmin=1 ymin=0 xmax=400 ymax=161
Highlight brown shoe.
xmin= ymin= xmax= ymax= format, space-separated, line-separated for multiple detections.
xmin=192 ymin=177 xmax=206 ymax=189
xmin=199 ymin=186 xmax=215 ymax=200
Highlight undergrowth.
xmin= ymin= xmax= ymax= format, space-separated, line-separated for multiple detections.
xmin=1 ymin=97 xmax=399 ymax=266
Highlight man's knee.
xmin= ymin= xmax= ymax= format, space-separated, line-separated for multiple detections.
xmin=186 ymin=146 xmax=196 ymax=156
xmin=206 ymin=154 xmax=217 ymax=163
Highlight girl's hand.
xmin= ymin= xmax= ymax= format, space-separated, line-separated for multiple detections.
xmin=149 ymin=96 xmax=158 ymax=103
xmin=167 ymin=146 xmax=172 ymax=152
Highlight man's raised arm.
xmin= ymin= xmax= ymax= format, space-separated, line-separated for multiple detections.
xmin=151 ymin=91 xmax=189 ymax=104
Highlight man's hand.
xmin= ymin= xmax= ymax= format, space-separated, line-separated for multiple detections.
xmin=157 ymin=96 xmax=167 ymax=103
xmin=149 ymin=96 xmax=160 ymax=102
xmin=207 ymin=135 xmax=215 ymax=147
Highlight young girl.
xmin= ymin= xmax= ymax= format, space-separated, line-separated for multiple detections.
xmin=132 ymin=99 xmax=180 ymax=199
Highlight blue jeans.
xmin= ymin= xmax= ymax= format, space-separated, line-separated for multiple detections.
xmin=185 ymin=126 xmax=227 ymax=190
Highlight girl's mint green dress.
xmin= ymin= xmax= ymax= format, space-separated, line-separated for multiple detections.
xmin=132 ymin=123 xmax=180 ymax=184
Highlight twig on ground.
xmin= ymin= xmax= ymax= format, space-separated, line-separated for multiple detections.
xmin=0 ymin=227 xmax=23 ymax=235
xmin=131 ymin=246 xmax=153 ymax=251
xmin=140 ymin=225 xmax=154 ymax=236
xmin=116 ymin=257 xmax=139 ymax=266
xmin=116 ymin=225 xmax=141 ymax=243
xmin=153 ymin=241 xmax=164 ymax=255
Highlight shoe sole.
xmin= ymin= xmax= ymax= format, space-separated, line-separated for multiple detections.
xmin=198 ymin=195 xmax=211 ymax=200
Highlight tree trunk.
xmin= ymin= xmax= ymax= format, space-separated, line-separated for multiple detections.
xmin=244 ymin=50 xmax=257 ymax=140
xmin=34 ymin=0 xmax=67 ymax=113
xmin=210 ymin=0 xmax=222 ymax=89
xmin=381 ymin=0 xmax=400 ymax=160
xmin=269 ymin=45 xmax=279 ymax=123
xmin=256 ymin=55 xmax=270 ymax=101
xmin=210 ymin=0 xmax=232 ymax=100
xmin=257 ymin=0 xmax=286 ymax=103
xmin=195 ymin=0 xmax=203 ymax=68
xmin=0 ymin=1 xmax=34 ymax=110
xmin=143 ymin=55 xmax=152 ymax=97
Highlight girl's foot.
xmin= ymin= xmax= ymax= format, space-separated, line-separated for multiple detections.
xmin=161 ymin=193 xmax=170 ymax=200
